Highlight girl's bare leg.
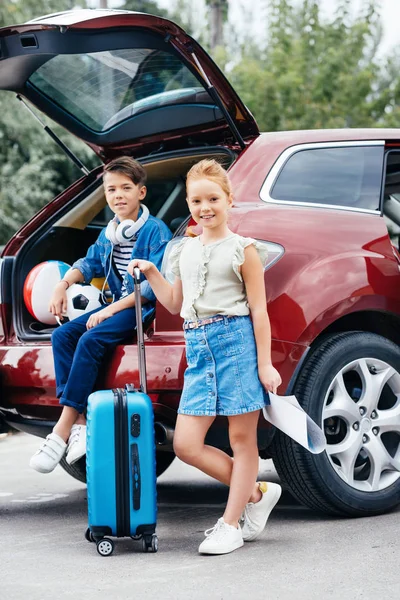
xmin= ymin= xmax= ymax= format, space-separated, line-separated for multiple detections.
xmin=223 ymin=411 xmax=261 ymax=526
xmin=173 ymin=414 xmax=226 ymax=479
xmin=173 ymin=413 xmax=262 ymax=508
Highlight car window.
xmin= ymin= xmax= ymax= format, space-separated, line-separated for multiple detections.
xmin=29 ymin=49 xmax=205 ymax=132
xmin=382 ymin=151 xmax=400 ymax=248
xmin=270 ymin=145 xmax=384 ymax=211
xmin=88 ymin=180 xmax=178 ymax=228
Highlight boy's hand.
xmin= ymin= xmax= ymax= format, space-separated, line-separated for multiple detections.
xmin=86 ymin=306 xmax=114 ymax=330
xmin=258 ymin=364 xmax=282 ymax=394
xmin=49 ymin=282 xmax=68 ymax=318
xmin=127 ymin=259 xmax=156 ymax=276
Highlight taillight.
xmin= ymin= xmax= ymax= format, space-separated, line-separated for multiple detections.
xmin=256 ymin=240 xmax=285 ymax=271
xmin=161 ymin=237 xmax=285 ymax=283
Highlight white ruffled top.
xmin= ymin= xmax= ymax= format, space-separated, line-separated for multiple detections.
xmin=169 ymin=233 xmax=269 ymax=321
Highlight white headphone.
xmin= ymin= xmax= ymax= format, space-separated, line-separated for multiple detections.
xmin=105 ymin=204 xmax=150 ymax=245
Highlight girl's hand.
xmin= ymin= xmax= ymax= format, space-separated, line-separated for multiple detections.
xmin=127 ymin=259 xmax=156 ymax=276
xmin=49 ymin=282 xmax=68 ymax=318
xmin=259 ymin=364 xmax=282 ymax=394
xmin=86 ymin=306 xmax=114 ymax=330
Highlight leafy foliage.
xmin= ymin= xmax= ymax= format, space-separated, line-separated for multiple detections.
xmin=229 ymin=0 xmax=394 ymax=132
xmin=0 ymin=1 xmax=99 ymax=244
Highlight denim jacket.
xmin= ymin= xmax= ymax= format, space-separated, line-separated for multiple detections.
xmin=72 ymin=211 xmax=172 ymax=316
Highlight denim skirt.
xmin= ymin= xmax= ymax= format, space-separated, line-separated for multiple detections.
xmin=178 ymin=315 xmax=268 ymax=417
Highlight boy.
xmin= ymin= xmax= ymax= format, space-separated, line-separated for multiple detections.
xmin=30 ymin=157 xmax=172 ymax=473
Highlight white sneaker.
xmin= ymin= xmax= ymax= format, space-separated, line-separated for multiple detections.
xmin=66 ymin=424 xmax=86 ymax=465
xmin=241 ymin=482 xmax=282 ymax=542
xmin=198 ymin=518 xmax=244 ymax=555
xmin=29 ymin=433 xmax=67 ymax=473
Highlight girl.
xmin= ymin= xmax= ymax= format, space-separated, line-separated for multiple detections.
xmin=128 ymin=159 xmax=282 ymax=555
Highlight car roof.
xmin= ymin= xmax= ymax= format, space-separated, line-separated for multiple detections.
xmin=259 ymin=128 xmax=400 ymax=146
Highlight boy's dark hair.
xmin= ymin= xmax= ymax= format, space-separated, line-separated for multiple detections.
xmin=103 ymin=156 xmax=147 ymax=187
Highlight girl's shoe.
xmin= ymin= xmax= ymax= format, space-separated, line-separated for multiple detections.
xmin=29 ymin=433 xmax=67 ymax=473
xmin=66 ymin=424 xmax=86 ymax=465
xmin=241 ymin=482 xmax=282 ymax=542
xmin=198 ymin=518 xmax=243 ymax=555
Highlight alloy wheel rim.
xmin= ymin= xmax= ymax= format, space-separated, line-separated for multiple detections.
xmin=322 ymin=357 xmax=400 ymax=492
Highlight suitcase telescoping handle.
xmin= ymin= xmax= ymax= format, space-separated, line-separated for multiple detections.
xmin=132 ymin=267 xmax=148 ymax=395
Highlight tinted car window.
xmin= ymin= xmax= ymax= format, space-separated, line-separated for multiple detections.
xmin=271 ymin=145 xmax=384 ymax=210
xmin=88 ymin=180 xmax=178 ymax=228
xmin=29 ymin=49 xmax=203 ymax=132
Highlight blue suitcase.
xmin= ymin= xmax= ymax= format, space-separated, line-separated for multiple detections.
xmin=85 ymin=268 xmax=158 ymax=556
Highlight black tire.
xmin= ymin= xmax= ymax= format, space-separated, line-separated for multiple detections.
xmin=59 ymin=450 xmax=174 ymax=483
xmin=156 ymin=451 xmax=175 ymax=477
xmin=59 ymin=455 xmax=86 ymax=483
xmin=270 ymin=332 xmax=400 ymax=516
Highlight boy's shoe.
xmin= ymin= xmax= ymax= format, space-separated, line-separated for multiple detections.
xmin=198 ymin=518 xmax=244 ymax=555
xmin=66 ymin=424 xmax=86 ymax=465
xmin=241 ymin=482 xmax=282 ymax=542
xmin=29 ymin=433 xmax=67 ymax=473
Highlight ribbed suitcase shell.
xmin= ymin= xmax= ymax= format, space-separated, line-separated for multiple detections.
xmin=86 ymin=388 xmax=157 ymax=538
xmin=85 ymin=268 xmax=157 ymax=553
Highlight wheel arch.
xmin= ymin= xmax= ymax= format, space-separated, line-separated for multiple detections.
xmin=285 ymin=309 xmax=400 ymax=396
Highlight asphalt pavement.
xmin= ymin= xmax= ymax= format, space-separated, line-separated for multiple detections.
xmin=1 ymin=433 xmax=399 ymax=600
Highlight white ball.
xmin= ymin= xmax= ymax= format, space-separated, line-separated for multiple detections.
xmin=65 ymin=283 xmax=104 ymax=321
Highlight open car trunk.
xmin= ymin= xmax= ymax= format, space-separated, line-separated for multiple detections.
xmin=13 ymin=146 xmax=236 ymax=341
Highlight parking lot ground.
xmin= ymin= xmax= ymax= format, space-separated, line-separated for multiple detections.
xmin=1 ymin=433 xmax=399 ymax=600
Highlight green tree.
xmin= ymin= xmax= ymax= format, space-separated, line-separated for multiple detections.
xmin=0 ymin=1 xmax=79 ymax=27
xmin=120 ymin=0 xmax=169 ymax=18
xmin=0 ymin=0 xmax=99 ymax=245
xmin=227 ymin=0 xmax=396 ymax=132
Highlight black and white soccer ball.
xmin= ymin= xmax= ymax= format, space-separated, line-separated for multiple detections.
xmin=64 ymin=283 xmax=104 ymax=321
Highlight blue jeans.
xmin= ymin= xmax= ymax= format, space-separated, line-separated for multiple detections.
xmin=52 ymin=306 xmax=138 ymax=413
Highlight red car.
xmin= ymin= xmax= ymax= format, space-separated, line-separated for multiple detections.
xmin=1 ymin=9 xmax=400 ymax=517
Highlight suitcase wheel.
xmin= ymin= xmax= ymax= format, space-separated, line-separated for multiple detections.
xmin=96 ymin=538 xmax=114 ymax=557
xmin=142 ymin=534 xmax=158 ymax=553
xmin=85 ymin=528 xmax=95 ymax=543
xmin=151 ymin=535 xmax=159 ymax=553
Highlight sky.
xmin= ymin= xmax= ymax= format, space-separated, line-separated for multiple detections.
xmin=87 ymin=0 xmax=400 ymax=57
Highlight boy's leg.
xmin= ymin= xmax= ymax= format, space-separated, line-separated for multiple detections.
xmin=59 ymin=306 xmax=137 ymax=413
xmin=30 ymin=307 xmax=137 ymax=473
xmin=30 ymin=308 xmax=103 ymax=473
xmin=51 ymin=306 xmax=104 ymax=400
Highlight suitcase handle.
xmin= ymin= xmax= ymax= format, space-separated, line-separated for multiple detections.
xmin=131 ymin=443 xmax=141 ymax=511
xmin=132 ymin=267 xmax=147 ymax=395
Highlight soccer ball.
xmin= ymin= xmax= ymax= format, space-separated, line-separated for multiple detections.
xmin=64 ymin=283 xmax=104 ymax=321
xmin=23 ymin=260 xmax=71 ymax=324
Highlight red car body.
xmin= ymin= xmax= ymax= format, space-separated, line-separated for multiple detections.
xmin=1 ymin=10 xmax=400 ymax=516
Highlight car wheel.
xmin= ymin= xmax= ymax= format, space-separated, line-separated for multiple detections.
xmin=59 ymin=452 xmax=174 ymax=483
xmin=270 ymin=331 xmax=400 ymax=516
xmin=60 ymin=455 xmax=86 ymax=483
xmin=156 ymin=451 xmax=175 ymax=476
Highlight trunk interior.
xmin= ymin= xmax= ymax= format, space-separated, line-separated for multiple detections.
xmin=13 ymin=146 xmax=236 ymax=341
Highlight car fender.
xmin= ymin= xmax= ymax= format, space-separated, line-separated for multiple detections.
xmin=267 ymin=250 xmax=400 ymax=345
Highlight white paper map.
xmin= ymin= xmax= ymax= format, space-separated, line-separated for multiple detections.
xmin=263 ymin=393 xmax=326 ymax=454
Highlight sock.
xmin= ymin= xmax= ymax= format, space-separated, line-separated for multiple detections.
xmin=258 ymin=482 xmax=268 ymax=494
